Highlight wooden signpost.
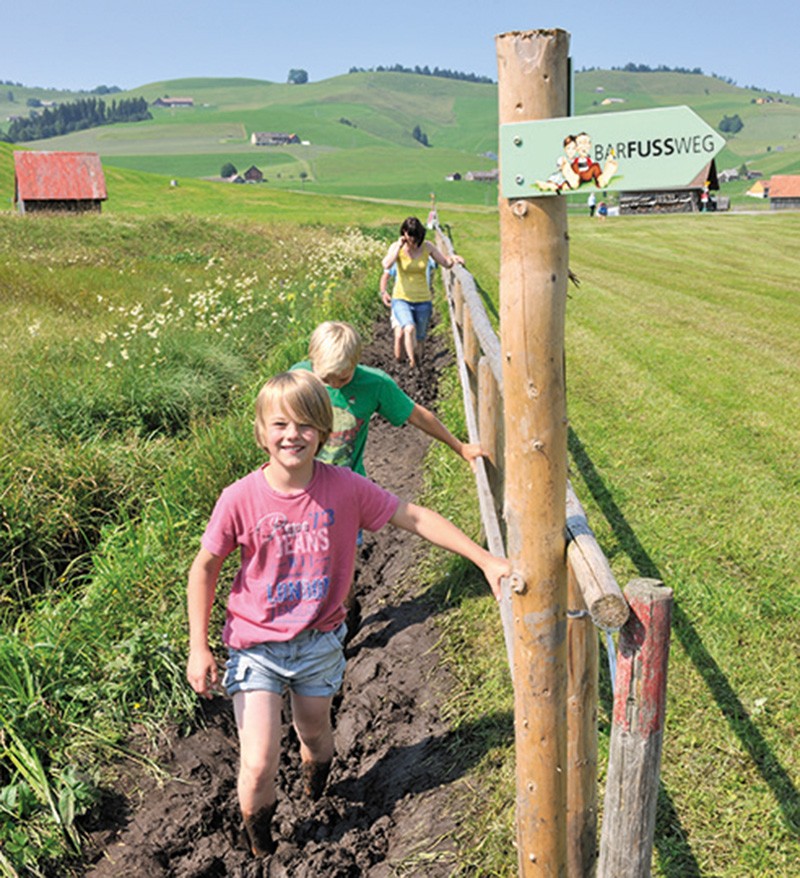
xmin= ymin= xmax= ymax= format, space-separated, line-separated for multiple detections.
xmin=496 ymin=29 xmax=571 ymax=877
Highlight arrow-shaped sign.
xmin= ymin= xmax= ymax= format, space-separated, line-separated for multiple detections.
xmin=499 ymin=106 xmax=726 ymax=198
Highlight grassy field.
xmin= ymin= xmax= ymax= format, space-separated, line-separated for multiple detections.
xmin=3 ymin=69 xmax=799 ymax=210
xmin=0 ymin=142 xmax=798 ymax=876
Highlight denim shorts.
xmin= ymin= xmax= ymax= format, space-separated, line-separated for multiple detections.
xmin=391 ymin=299 xmax=433 ymax=340
xmin=222 ymin=622 xmax=347 ymax=698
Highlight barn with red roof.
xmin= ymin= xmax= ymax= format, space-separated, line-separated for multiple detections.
xmin=767 ymin=175 xmax=800 ymax=210
xmin=14 ymin=151 xmax=108 ymax=214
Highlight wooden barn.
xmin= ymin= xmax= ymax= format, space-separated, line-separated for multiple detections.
xmin=619 ymin=160 xmax=720 ymax=215
xmin=14 ymin=151 xmax=108 ymax=214
xmin=243 ymin=165 xmax=264 ymax=183
xmin=767 ymin=175 xmax=800 ymax=210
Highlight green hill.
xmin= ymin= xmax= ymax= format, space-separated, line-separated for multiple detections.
xmin=3 ymin=70 xmax=799 ymax=205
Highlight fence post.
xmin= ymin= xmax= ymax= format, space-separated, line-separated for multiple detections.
xmin=567 ymin=567 xmax=598 ymax=878
xmin=496 ymin=28 xmax=571 ymax=877
xmin=598 ymin=578 xmax=673 ymax=878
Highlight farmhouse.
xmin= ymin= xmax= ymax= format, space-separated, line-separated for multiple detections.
xmin=746 ymin=179 xmax=768 ymax=198
xmin=151 ymin=97 xmax=194 ymax=108
xmin=767 ymin=175 xmax=800 ymax=210
xmin=250 ymin=132 xmax=300 ymax=146
xmin=619 ymin=160 xmax=720 ymax=215
xmin=243 ymin=165 xmax=264 ymax=183
xmin=14 ymin=150 xmax=107 ymax=214
xmin=464 ymin=169 xmax=499 ymax=182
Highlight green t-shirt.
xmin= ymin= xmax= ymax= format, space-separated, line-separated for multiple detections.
xmin=290 ymin=362 xmax=415 ymax=476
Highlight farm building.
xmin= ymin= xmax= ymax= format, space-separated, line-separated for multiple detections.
xmin=767 ymin=175 xmax=800 ymax=210
xmin=464 ymin=169 xmax=498 ymax=182
xmin=151 ymin=97 xmax=194 ymax=108
xmin=746 ymin=179 xmax=768 ymax=198
xmin=250 ymin=132 xmax=300 ymax=146
xmin=619 ymin=160 xmax=720 ymax=214
xmin=243 ymin=165 xmax=264 ymax=183
xmin=14 ymin=151 xmax=107 ymax=214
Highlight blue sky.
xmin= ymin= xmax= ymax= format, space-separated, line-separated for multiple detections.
xmin=5 ymin=0 xmax=799 ymax=97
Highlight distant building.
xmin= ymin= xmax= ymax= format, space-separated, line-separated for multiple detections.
xmin=243 ymin=165 xmax=264 ymax=183
xmin=619 ymin=160 xmax=720 ymax=214
xmin=746 ymin=180 xmax=768 ymax=198
xmin=250 ymin=132 xmax=300 ymax=146
xmin=464 ymin=169 xmax=498 ymax=182
xmin=767 ymin=175 xmax=800 ymax=210
xmin=718 ymin=168 xmax=739 ymax=183
xmin=151 ymin=97 xmax=194 ymax=108
xmin=14 ymin=150 xmax=107 ymax=214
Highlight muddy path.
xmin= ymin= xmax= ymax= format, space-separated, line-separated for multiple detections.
xmin=82 ymin=316 xmax=483 ymax=877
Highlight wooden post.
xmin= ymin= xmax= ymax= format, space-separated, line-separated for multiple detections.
xmin=598 ymin=578 xmax=673 ymax=878
xmin=497 ymin=29 xmax=571 ymax=877
xmin=567 ymin=567 xmax=598 ymax=878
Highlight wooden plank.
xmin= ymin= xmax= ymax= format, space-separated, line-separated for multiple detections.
xmin=566 ymin=483 xmax=630 ymax=630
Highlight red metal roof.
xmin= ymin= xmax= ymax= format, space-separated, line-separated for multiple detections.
xmin=14 ymin=151 xmax=107 ymax=201
xmin=768 ymin=175 xmax=800 ymax=198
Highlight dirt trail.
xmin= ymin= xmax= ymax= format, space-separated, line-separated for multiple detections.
xmin=82 ymin=317 xmax=476 ymax=877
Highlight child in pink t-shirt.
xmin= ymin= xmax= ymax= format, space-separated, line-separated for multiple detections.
xmin=186 ymin=370 xmax=510 ymax=860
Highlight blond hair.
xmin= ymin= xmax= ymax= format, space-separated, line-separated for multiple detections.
xmin=307 ymin=321 xmax=362 ymax=382
xmin=254 ymin=370 xmax=333 ymax=453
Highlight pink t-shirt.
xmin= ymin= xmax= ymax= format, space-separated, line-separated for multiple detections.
xmin=201 ymin=461 xmax=399 ymax=648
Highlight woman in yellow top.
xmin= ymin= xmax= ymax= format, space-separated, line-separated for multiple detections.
xmin=381 ymin=216 xmax=464 ymax=369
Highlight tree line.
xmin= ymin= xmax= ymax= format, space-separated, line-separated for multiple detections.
xmin=2 ymin=96 xmax=151 ymax=143
xmin=348 ymin=63 xmax=493 ymax=84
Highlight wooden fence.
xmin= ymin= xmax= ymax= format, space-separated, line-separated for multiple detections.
xmin=434 ymin=225 xmax=673 ymax=877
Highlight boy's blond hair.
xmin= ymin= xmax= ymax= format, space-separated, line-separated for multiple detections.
xmin=307 ymin=321 xmax=362 ymax=382
xmin=254 ymin=370 xmax=333 ymax=453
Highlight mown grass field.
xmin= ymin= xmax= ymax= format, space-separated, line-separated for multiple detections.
xmin=0 ymin=133 xmax=799 ymax=877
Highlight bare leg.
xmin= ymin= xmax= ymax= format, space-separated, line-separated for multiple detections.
xmin=393 ymin=325 xmax=403 ymax=361
xmin=233 ymin=690 xmax=283 ymax=856
xmin=291 ymin=692 xmax=334 ymax=800
xmin=402 ymin=325 xmax=416 ymax=368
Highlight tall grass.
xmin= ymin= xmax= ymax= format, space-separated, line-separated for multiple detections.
xmin=0 ymin=212 xmax=388 ymax=873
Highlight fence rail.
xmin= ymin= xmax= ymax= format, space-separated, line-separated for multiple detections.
xmin=435 ymin=223 xmax=671 ymax=877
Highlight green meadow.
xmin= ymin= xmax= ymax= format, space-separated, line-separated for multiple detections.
xmin=1 ymin=68 xmax=799 ymax=875
xmin=4 ymin=68 xmax=799 ymax=208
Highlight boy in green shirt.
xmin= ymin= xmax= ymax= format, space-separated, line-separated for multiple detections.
xmin=291 ymin=321 xmax=483 ymax=477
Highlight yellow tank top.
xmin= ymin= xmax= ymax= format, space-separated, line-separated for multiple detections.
xmin=393 ymin=247 xmax=430 ymax=303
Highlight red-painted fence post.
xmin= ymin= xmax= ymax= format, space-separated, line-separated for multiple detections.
xmin=598 ymin=578 xmax=673 ymax=878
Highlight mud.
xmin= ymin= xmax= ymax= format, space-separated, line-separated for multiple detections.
xmin=82 ymin=316 xmax=478 ymax=877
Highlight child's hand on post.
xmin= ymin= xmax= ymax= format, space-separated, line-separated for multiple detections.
xmin=460 ymin=442 xmax=486 ymax=470
xmin=480 ymin=554 xmax=513 ymax=601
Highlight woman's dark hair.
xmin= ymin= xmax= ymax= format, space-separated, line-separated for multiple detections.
xmin=400 ymin=216 xmax=426 ymax=246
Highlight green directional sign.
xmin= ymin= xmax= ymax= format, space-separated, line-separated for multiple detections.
xmin=499 ymin=106 xmax=726 ymax=198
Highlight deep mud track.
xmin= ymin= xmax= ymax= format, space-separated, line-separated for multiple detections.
xmin=83 ymin=318 xmax=481 ymax=877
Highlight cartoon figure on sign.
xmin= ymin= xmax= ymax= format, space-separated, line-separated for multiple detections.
xmin=535 ymin=135 xmax=578 ymax=192
xmin=562 ymin=131 xmax=618 ymax=190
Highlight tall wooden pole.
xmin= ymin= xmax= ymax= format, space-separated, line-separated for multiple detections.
xmin=496 ymin=29 xmax=571 ymax=877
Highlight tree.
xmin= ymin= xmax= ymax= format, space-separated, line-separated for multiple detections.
xmin=412 ymin=125 xmax=429 ymax=147
xmin=299 ymin=170 xmax=308 ymax=187
xmin=220 ymin=162 xmax=237 ymax=179
xmin=718 ymin=114 xmax=744 ymax=135
xmin=288 ymin=69 xmax=308 ymax=85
